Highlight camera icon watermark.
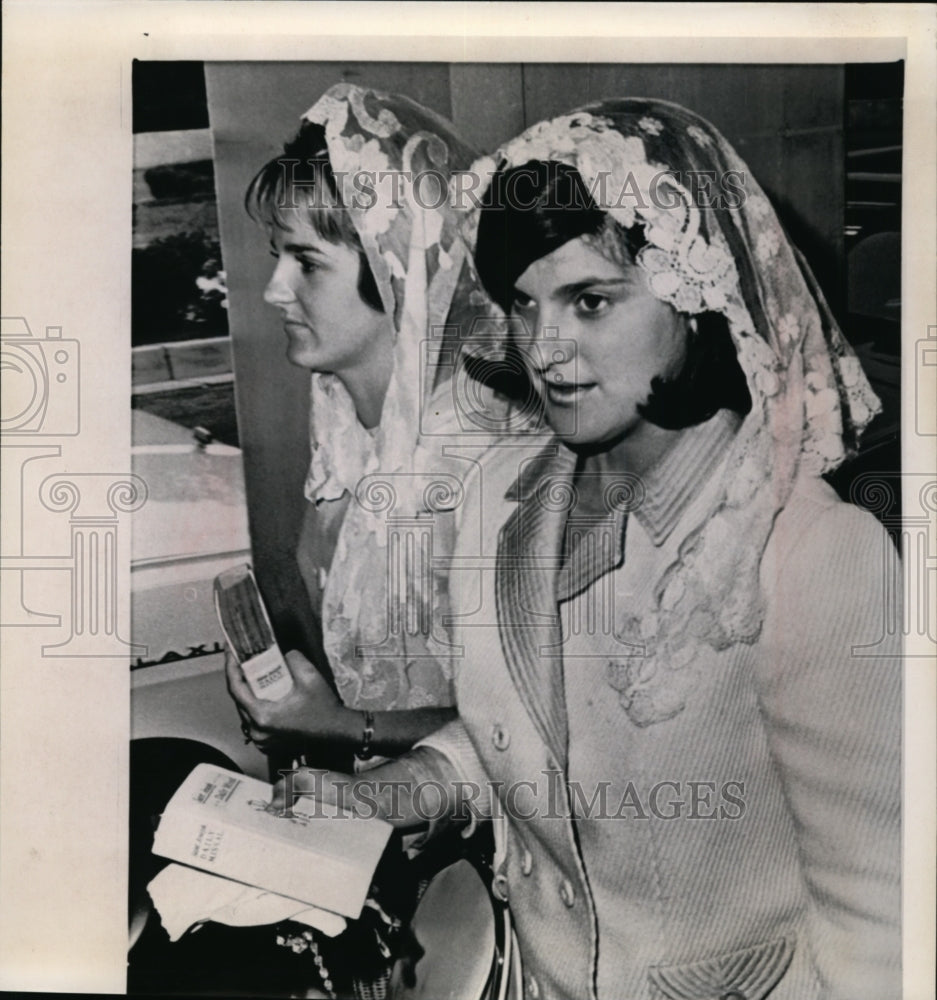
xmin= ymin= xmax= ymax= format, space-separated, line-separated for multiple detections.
xmin=916 ymin=325 xmax=936 ymax=437
xmin=420 ymin=314 xmax=577 ymax=436
xmin=0 ymin=316 xmax=80 ymax=436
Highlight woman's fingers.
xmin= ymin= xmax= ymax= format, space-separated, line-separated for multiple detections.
xmin=284 ymin=648 xmax=316 ymax=679
xmin=284 ymin=649 xmax=333 ymax=696
xmin=228 ymin=646 xmax=346 ymax=744
xmin=225 ymin=649 xmax=274 ymax=749
xmin=271 ymin=767 xmax=341 ymax=811
xmin=284 ymin=649 xmax=341 ymax=710
xmin=225 ymin=651 xmax=269 ymax=721
xmin=224 ymin=650 xmax=254 ymax=704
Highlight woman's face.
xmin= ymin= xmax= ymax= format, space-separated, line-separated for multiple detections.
xmin=263 ymin=207 xmax=394 ymax=382
xmin=511 ymin=236 xmax=688 ymax=448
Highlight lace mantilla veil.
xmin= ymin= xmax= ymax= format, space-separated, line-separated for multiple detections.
xmin=298 ymin=84 xmax=518 ymax=710
xmin=465 ymin=99 xmax=882 ymax=726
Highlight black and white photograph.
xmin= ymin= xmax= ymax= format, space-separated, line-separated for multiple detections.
xmin=1 ymin=5 xmax=935 ymax=999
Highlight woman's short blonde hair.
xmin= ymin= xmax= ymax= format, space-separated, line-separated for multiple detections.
xmin=245 ymin=120 xmax=383 ymax=311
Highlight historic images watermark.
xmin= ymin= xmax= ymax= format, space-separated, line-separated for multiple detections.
xmin=276 ymin=164 xmax=749 ymax=214
xmin=420 ymin=315 xmax=560 ymax=437
xmin=278 ymin=768 xmax=747 ymax=824
xmin=346 ymin=309 xmax=654 ymax=658
xmin=849 ymin=470 xmax=937 ymax=654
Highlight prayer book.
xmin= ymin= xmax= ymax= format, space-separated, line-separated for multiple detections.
xmin=152 ymin=763 xmax=393 ymax=919
xmin=214 ymin=564 xmax=293 ymax=700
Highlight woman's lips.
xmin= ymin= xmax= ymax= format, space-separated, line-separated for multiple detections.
xmin=543 ymin=379 xmax=596 ymax=406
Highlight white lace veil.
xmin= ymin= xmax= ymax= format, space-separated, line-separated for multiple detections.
xmin=297 ymin=83 xmax=510 ymax=709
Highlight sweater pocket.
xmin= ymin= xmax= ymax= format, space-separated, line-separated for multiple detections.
xmin=648 ymin=934 xmax=795 ymax=999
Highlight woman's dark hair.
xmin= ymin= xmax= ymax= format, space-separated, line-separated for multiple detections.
xmin=245 ymin=121 xmax=383 ymax=312
xmin=473 ymin=160 xmax=750 ymax=429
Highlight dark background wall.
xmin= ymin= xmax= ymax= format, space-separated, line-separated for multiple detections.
xmin=202 ymin=61 xmax=886 ymax=644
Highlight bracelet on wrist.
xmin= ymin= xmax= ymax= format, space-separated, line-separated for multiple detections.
xmin=358 ymin=710 xmax=375 ymax=761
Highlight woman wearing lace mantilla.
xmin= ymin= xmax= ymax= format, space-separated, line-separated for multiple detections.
xmin=228 ymin=83 xmax=514 ymax=759
xmin=226 ymin=84 xmax=519 ymax=998
xmin=281 ymin=99 xmax=901 ymax=999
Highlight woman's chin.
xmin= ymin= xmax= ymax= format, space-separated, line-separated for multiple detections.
xmin=284 ymin=344 xmax=322 ymax=371
xmin=542 ymin=402 xmax=582 ymax=441
xmin=551 ymin=421 xmax=649 ymax=461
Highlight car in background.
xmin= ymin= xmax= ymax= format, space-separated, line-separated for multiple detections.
xmin=130 ymin=407 xmax=267 ymax=779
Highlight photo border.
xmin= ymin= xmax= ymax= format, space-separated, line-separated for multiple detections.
xmin=1 ymin=3 xmax=934 ymax=994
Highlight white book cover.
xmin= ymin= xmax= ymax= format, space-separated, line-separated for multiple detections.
xmin=152 ymin=764 xmax=392 ymax=919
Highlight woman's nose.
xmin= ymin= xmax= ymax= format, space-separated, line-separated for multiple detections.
xmin=263 ymin=261 xmax=293 ymax=307
xmin=531 ymin=338 xmax=574 ymax=374
xmin=522 ymin=317 xmax=574 ymax=373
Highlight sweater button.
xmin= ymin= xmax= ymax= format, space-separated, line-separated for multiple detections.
xmin=525 ymin=972 xmax=540 ymax=998
xmin=559 ymin=878 xmax=575 ymax=907
xmin=491 ymin=723 xmax=511 ymax=750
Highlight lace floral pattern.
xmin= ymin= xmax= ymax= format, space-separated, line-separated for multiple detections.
xmin=468 ymin=110 xmax=752 ymax=339
xmin=477 ymin=98 xmax=882 ymax=726
xmin=638 ymin=116 xmax=664 ymax=136
xmin=304 ymin=374 xmax=378 ymax=503
xmin=298 ymin=84 xmax=511 ymax=709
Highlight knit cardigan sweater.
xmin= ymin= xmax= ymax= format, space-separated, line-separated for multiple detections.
xmin=415 ymin=415 xmax=901 ymax=1000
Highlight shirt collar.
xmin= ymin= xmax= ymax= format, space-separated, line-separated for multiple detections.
xmin=505 ymin=440 xmax=574 ymax=503
xmin=505 ymin=409 xmax=740 ymax=547
xmin=633 ymin=409 xmax=740 ymax=546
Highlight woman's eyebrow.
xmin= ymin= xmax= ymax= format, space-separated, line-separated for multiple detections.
xmin=556 ymin=277 xmax=629 ymax=297
xmin=282 ymin=242 xmax=327 ymax=256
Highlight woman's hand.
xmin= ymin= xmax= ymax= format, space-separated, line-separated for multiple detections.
xmin=270 ymin=765 xmax=357 ymax=813
xmin=270 ymin=759 xmax=430 ymax=830
xmin=225 ymin=648 xmax=359 ymax=751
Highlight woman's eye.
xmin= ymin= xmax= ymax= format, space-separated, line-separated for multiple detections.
xmin=512 ymin=291 xmax=535 ymax=312
xmin=576 ymin=292 xmax=609 ymax=314
xmin=297 ymin=256 xmax=319 ymax=274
